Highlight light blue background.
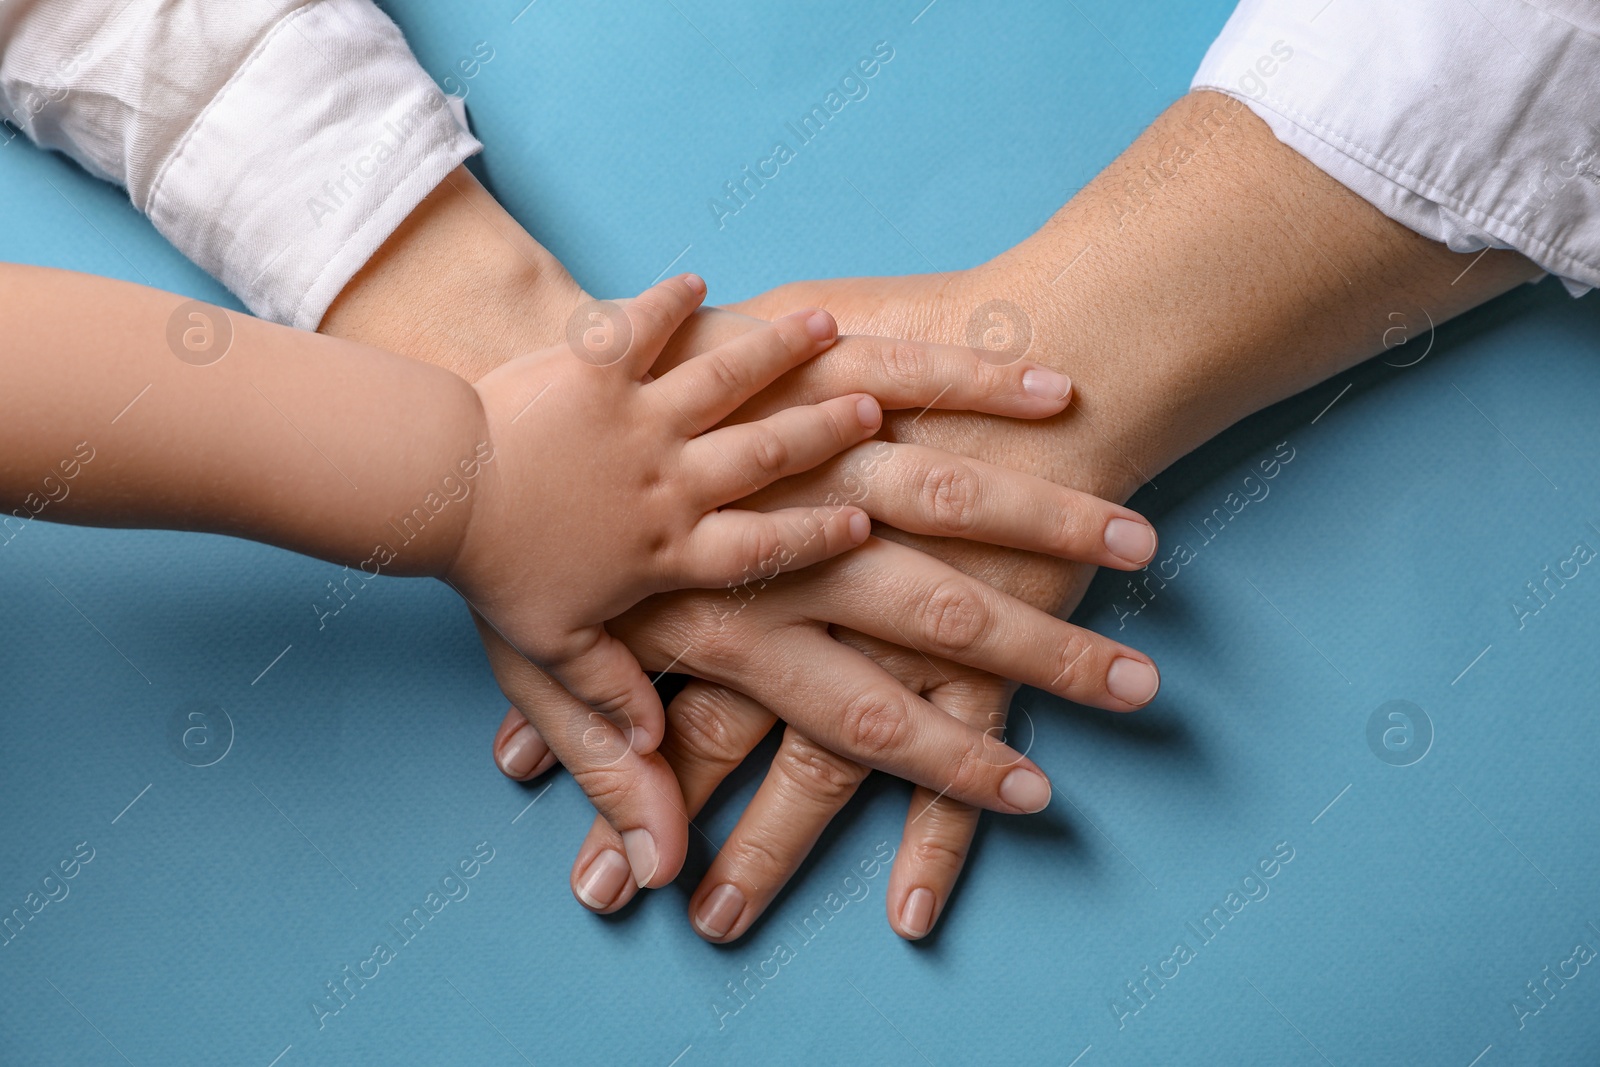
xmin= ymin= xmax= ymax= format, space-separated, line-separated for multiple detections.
xmin=3 ymin=1 xmax=1598 ymax=1064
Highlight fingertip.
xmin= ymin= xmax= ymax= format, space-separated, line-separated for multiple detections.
xmin=803 ymin=308 xmax=837 ymax=343
xmin=1103 ymin=516 xmax=1158 ymax=568
xmin=621 ymin=828 xmax=659 ymax=888
xmin=1107 ymin=656 xmax=1160 ymax=707
xmin=1021 ymin=366 xmax=1072 ymax=405
xmin=574 ymin=848 xmax=635 ymax=912
xmin=692 ymin=882 xmax=748 ymax=942
xmin=496 ymin=721 xmax=552 ymax=781
xmin=681 ymin=273 xmax=706 ymax=297
xmin=854 ymin=393 xmax=882 ymax=431
xmin=998 ymin=765 xmax=1052 ymax=813
xmin=847 ymin=509 xmax=871 ymax=545
xmin=626 ymin=718 xmax=661 ymax=755
xmin=896 ymin=887 xmax=937 ymax=940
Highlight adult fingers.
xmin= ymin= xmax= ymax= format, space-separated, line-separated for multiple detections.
xmin=729 ymin=334 xmax=1073 ymax=422
xmin=474 ymin=620 xmax=687 ymax=888
xmin=493 ymin=705 xmax=557 ymax=781
xmin=569 ymin=682 xmax=777 ymax=914
xmin=885 ymin=673 xmax=1018 ymax=940
xmin=809 ymin=539 xmax=1161 ymax=712
xmin=685 ymin=393 xmax=880 ymax=506
xmin=686 ymin=725 xmax=871 ymax=942
xmin=683 ymin=636 xmax=979 ymax=942
xmin=751 ymin=442 xmax=1157 ymax=568
xmin=696 ymin=624 xmax=1052 ymax=815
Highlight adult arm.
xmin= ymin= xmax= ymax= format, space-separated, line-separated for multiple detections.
xmin=5 ymin=0 xmax=1165 ymax=888
xmin=545 ymin=87 xmax=1542 ymax=940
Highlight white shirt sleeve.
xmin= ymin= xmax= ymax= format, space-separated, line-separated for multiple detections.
xmin=0 ymin=0 xmax=482 ymax=328
xmin=1192 ymin=0 xmax=1600 ymax=296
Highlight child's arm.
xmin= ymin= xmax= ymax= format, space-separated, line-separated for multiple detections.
xmin=2 ymin=265 xmax=887 ymax=749
xmin=2 ymin=262 xmax=488 ymax=577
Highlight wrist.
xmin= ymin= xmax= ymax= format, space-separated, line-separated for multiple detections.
xmin=320 ymin=166 xmax=588 ymax=382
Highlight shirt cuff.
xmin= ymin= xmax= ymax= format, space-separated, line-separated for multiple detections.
xmin=142 ymin=0 xmax=481 ymax=329
xmin=1191 ymin=0 xmax=1600 ymax=297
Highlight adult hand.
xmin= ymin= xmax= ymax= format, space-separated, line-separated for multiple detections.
xmin=495 ymin=90 xmax=1541 ymax=939
xmin=321 ymin=166 xmax=1161 ymax=891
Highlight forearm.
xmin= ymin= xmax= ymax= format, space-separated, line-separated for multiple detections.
xmin=320 ymin=167 xmax=588 ymax=382
xmin=911 ymin=91 xmax=1540 ymax=502
xmin=0 ymin=264 xmax=488 ymax=575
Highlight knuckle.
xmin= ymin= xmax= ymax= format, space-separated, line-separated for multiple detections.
xmin=685 ymin=599 xmax=757 ymax=670
xmin=877 ymin=340 xmax=927 ymax=393
xmin=669 ymin=689 xmax=748 ymax=767
xmin=1056 ymin=496 xmax=1099 ymax=554
xmin=938 ymin=744 xmax=989 ymax=801
xmin=568 ymin=762 xmax=640 ymax=811
xmin=700 ymin=350 xmax=747 ymax=398
xmin=908 ymin=831 xmax=971 ymax=873
xmin=916 ymin=461 xmax=981 ymax=534
xmin=774 ymin=734 xmax=867 ymax=803
xmin=1051 ymin=629 xmax=1097 ymax=693
xmin=725 ymin=826 xmax=792 ymax=884
xmin=775 ymin=315 xmax=814 ymax=355
xmin=739 ymin=521 xmax=787 ymax=575
xmin=918 ymin=579 xmax=989 ymax=658
xmin=838 ymin=691 xmax=912 ymax=759
xmin=746 ymin=425 xmax=791 ymax=478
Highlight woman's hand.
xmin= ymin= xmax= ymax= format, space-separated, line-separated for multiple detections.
xmin=485 ymin=432 xmax=1159 ymax=910
xmin=496 ymin=90 xmax=1541 ymax=942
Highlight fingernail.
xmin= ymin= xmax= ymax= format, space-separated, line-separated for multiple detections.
xmin=999 ymin=767 xmax=1052 ymax=812
xmin=621 ymin=828 xmax=659 ymax=887
xmin=694 ymin=883 xmax=746 ymax=939
xmin=848 ymin=511 xmax=871 ymax=543
xmin=496 ymin=725 xmax=546 ymax=780
xmin=625 ymin=724 xmax=654 ymax=753
xmin=900 ymin=888 xmax=936 ymax=939
xmin=575 ymin=849 xmax=632 ymax=910
xmin=1107 ymin=657 xmax=1161 ymax=706
xmin=855 ymin=394 xmax=880 ymax=428
xmin=1021 ymin=367 xmax=1070 ymax=401
xmin=804 ymin=309 xmax=836 ymax=341
xmin=1104 ymin=517 xmax=1157 ymax=565
xmin=682 ymin=273 xmax=705 ymax=295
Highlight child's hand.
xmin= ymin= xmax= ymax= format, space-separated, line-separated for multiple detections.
xmin=446 ymin=274 xmax=880 ymax=755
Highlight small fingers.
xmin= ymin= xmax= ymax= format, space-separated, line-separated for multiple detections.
xmin=609 ymin=274 xmax=707 ymax=377
xmin=686 ymin=393 xmax=881 ymax=504
xmin=543 ymin=626 xmax=666 ymax=754
xmin=653 ymin=309 xmax=839 ymax=427
xmin=675 ymin=503 xmax=871 ymax=588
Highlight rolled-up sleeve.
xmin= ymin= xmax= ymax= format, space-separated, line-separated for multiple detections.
xmin=1193 ymin=0 xmax=1600 ymax=295
xmin=0 ymin=0 xmax=481 ymax=328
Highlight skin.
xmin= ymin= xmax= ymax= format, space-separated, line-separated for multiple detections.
xmin=322 ymin=169 xmax=1168 ymax=891
xmin=329 ymin=92 xmax=1540 ymax=941
xmin=0 ymin=267 xmax=891 ymax=640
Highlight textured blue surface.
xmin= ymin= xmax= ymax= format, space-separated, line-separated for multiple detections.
xmin=3 ymin=1 xmax=1599 ymax=1064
